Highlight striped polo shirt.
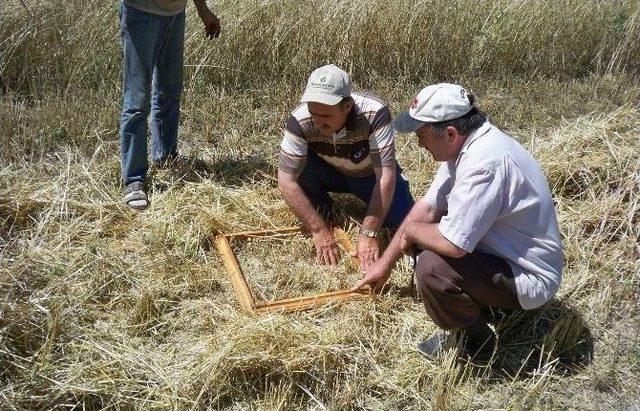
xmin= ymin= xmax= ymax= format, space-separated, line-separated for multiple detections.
xmin=278 ymin=92 xmax=396 ymax=177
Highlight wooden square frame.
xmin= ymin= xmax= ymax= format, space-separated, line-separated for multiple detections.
xmin=214 ymin=226 xmax=371 ymax=314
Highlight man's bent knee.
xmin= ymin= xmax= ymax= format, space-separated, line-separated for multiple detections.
xmin=416 ymin=249 xmax=466 ymax=294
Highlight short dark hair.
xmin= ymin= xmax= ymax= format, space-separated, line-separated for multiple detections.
xmin=430 ymin=95 xmax=487 ymax=136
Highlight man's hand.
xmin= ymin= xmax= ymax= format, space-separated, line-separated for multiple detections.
xmin=312 ymin=228 xmax=340 ymax=265
xmin=200 ymin=10 xmax=221 ymax=39
xmin=354 ymin=235 xmax=380 ymax=271
xmin=351 ymin=259 xmax=392 ymax=293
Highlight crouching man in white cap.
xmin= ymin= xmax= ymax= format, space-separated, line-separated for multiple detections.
xmin=278 ymin=65 xmax=414 ymax=270
xmin=352 ymin=83 xmax=563 ymax=357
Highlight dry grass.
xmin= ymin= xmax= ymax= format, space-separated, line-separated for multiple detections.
xmin=2 ymin=0 xmax=640 ymax=95
xmin=2 ymin=0 xmax=640 ymax=409
xmin=232 ymin=233 xmax=361 ymax=302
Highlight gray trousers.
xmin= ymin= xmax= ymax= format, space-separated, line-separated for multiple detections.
xmin=416 ymin=249 xmax=522 ymax=330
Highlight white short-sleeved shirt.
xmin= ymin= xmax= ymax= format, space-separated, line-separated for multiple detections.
xmin=425 ymin=121 xmax=563 ymax=309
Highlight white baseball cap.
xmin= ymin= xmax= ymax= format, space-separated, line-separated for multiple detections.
xmin=394 ymin=83 xmax=474 ymax=133
xmin=300 ymin=64 xmax=351 ymax=105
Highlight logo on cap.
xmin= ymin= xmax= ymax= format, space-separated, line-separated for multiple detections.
xmin=319 ymin=76 xmax=327 ymax=83
xmin=410 ymin=95 xmax=419 ymax=109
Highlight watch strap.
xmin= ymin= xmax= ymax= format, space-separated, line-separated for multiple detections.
xmin=359 ymin=228 xmax=379 ymax=238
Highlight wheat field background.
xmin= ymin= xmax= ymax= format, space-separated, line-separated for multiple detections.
xmin=1 ymin=0 xmax=639 ymax=409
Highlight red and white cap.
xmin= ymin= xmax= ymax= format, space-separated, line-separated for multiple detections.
xmin=394 ymin=83 xmax=473 ymax=132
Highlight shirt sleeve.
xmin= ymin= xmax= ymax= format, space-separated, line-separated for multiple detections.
xmin=368 ymin=106 xmax=396 ymax=168
xmin=424 ymin=163 xmax=453 ymax=210
xmin=278 ymin=115 xmax=308 ymax=175
xmin=437 ymin=160 xmax=505 ymax=252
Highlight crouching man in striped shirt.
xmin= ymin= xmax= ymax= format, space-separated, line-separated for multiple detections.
xmin=278 ymin=65 xmax=415 ymax=271
xmin=352 ymin=84 xmax=563 ymax=359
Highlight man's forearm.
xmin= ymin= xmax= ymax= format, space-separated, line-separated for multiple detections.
xmin=278 ymin=174 xmax=329 ymax=234
xmin=362 ymin=166 xmax=395 ymax=231
xmin=192 ymin=0 xmax=211 ymax=16
xmin=378 ymin=199 xmax=445 ymax=268
xmin=404 ymin=222 xmax=466 ymax=258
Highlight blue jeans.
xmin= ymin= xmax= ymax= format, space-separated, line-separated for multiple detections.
xmin=119 ymin=3 xmax=185 ymax=185
xmin=298 ymin=152 xmax=415 ymax=229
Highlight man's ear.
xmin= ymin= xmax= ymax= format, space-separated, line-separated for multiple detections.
xmin=445 ymin=125 xmax=459 ymax=143
xmin=341 ymin=100 xmax=354 ymax=113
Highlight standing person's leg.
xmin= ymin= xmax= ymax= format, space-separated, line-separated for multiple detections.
xmin=297 ymin=152 xmax=349 ymax=217
xmin=119 ymin=5 xmax=162 ymax=207
xmin=415 ymin=249 xmax=521 ymax=354
xmin=150 ymin=10 xmax=185 ymax=164
xmin=345 ymin=163 xmax=415 ymax=229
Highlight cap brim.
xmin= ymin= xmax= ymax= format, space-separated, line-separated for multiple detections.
xmin=394 ymin=111 xmax=427 ymax=133
xmin=300 ymin=91 xmax=342 ymax=105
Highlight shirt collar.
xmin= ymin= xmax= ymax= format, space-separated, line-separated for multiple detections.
xmin=344 ymin=104 xmax=358 ymax=132
xmin=452 ymin=121 xmax=492 ymax=166
xmin=331 ymin=104 xmax=357 ymax=139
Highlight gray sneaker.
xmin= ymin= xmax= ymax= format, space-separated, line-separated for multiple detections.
xmin=417 ymin=326 xmax=497 ymax=360
xmin=416 ymin=332 xmax=452 ymax=357
xmin=123 ymin=181 xmax=148 ymax=210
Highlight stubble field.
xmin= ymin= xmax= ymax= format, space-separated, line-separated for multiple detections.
xmin=1 ymin=0 xmax=639 ymax=409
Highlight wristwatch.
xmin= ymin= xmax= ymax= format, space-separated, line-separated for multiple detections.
xmin=359 ymin=228 xmax=379 ymax=238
